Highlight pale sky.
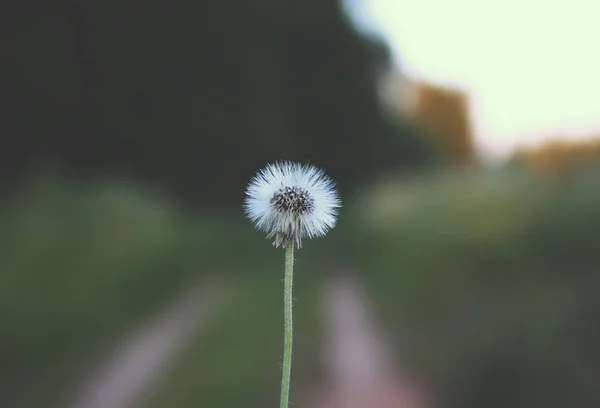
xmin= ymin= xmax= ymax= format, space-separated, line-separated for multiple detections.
xmin=345 ymin=0 xmax=600 ymax=161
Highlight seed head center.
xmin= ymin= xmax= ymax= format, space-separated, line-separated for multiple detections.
xmin=271 ymin=186 xmax=315 ymax=215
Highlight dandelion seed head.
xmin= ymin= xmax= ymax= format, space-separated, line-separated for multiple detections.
xmin=244 ymin=161 xmax=341 ymax=248
xmin=270 ymin=186 xmax=315 ymax=215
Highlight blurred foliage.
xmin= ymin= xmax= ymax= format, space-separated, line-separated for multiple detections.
xmin=408 ymin=81 xmax=477 ymax=166
xmin=511 ymin=136 xmax=600 ymax=177
xmin=0 ymin=0 xmax=434 ymax=207
xmin=4 ymin=162 xmax=600 ymax=408
xmin=353 ymin=166 xmax=600 ymax=408
xmin=0 ymin=174 xmax=264 ymax=408
xmin=0 ymin=176 xmax=174 ymax=407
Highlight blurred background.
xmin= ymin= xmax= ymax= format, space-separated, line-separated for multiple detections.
xmin=2 ymin=0 xmax=600 ymax=407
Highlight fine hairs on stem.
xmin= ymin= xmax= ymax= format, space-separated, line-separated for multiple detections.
xmin=244 ymin=162 xmax=340 ymax=408
xmin=280 ymin=243 xmax=294 ymax=408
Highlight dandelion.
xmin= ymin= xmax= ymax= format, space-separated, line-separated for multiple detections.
xmin=244 ymin=161 xmax=341 ymax=408
xmin=244 ymin=161 xmax=341 ymax=249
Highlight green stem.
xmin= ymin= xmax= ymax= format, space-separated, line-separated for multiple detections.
xmin=280 ymin=243 xmax=295 ymax=408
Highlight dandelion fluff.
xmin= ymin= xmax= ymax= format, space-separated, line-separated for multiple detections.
xmin=244 ymin=161 xmax=341 ymax=248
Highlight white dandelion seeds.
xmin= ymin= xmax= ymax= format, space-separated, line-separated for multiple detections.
xmin=244 ymin=161 xmax=341 ymax=248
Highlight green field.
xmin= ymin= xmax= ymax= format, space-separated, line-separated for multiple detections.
xmin=2 ymin=167 xmax=600 ymax=408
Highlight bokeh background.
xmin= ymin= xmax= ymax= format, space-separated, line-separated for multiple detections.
xmin=2 ymin=1 xmax=600 ymax=407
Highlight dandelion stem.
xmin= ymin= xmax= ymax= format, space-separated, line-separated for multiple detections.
xmin=280 ymin=242 xmax=294 ymax=408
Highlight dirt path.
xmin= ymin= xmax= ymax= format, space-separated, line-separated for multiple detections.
xmin=66 ymin=280 xmax=226 ymax=408
xmin=307 ymin=274 xmax=427 ymax=408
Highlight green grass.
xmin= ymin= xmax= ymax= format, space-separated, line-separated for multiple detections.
xmin=351 ymin=167 xmax=600 ymax=407
xmin=4 ymin=166 xmax=600 ymax=408
xmin=0 ymin=175 xmax=251 ymax=408
xmin=145 ymin=271 xmax=324 ymax=408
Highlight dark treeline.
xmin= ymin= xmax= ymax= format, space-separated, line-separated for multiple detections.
xmin=1 ymin=0 xmax=434 ymax=208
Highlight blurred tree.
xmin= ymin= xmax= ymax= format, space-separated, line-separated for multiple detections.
xmin=402 ymin=80 xmax=477 ymax=166
xmin=511 ymin=137 xmax=600 ymax=177
xmin=0 ymin=0 xmax=434 ymax=208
